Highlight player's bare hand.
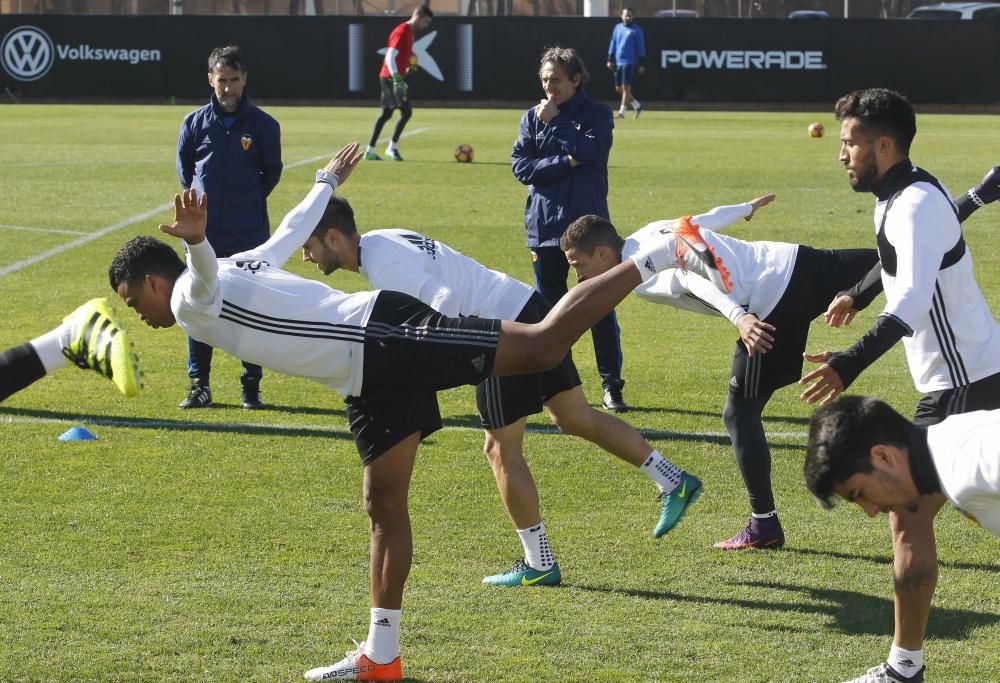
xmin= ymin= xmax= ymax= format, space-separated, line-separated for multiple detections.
xmin=799 ymin=352 xmax=844 ymax=405
xmin=746 ymin=194 xmax=776 ymax=221
xmin=535 ymin=98 xmax=558 ymax=124
xmin=824 ymin=294 xmax=858 ymax=328
xmin=159 ymin=188 xmax=207 ymax=245
xmin=737 ymin=314 xmax=776 ymax=354
xmin=324 ymin=142 xmax=363 ymax=186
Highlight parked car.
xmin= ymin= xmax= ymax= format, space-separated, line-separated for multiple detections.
xmin=788 ymin=10 xmax=830 ymax=18
xmin=653 ymin=9 xmax=699 ymax=18
xmin=907 ymin=2 xmax=1000 ymax=19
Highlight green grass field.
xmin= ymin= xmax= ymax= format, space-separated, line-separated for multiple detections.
xmin=1 ymin=105 xmax=998 ymax=682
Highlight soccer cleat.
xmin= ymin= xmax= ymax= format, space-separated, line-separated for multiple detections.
xmin=654 ymin=472 xmax=702 ymax=538
xmin=304 ymin=640 xmax=402 ymax=681
xmin=241 ymin=377 xmax=265 ymax=410
xmin=842 ymin=662 xmax=925 ymax=683
xmin=482 ymin=558 xmax=561 ymax=587
xmin=602 ymin=382 xmax=628 ymax=413
xmin=62 ymin=297 xmax=142 ymax=397
xmin=615 ymin=111 xmax=626 ymax=119
xmin=672 ymin=215 xmax=733 ymax=293
xmin=178 ymin=380 xmax=212 ymax=408
xmin=385 ymin=148 xmax=403 ymax=161
xmin=363 ymin=151 xmax=381 ymax=161
xmin=633 ymin=102 xmax=642 ymax=119
xmin=714 ymin=514 xmax=785 ymax=550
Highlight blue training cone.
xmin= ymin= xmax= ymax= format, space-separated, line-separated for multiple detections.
xmin=59 ymin=426 xmax=97 ymax=441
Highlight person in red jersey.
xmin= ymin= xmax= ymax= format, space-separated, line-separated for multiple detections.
xmin=364 ymin=5 xmax=433 ymax=162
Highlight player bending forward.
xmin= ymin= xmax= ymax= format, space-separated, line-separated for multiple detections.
xmin=106 ymin=142 xmax=730 ymax=682
xmin=299 ymin=201 xmax=702 ymax=589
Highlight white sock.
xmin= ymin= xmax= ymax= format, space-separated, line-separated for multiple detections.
xmin=386 ymin=140 xmax=398 ymax=152
xmin=365 ymin=145 xmax=376 ymax=154
xmin=618 ymin=105 xmax=625 ymax=114
xmin=640 ymin=451 xmax=682 ymax=494
xmin=30 ymin=326 xmax=70 ymax=373
xmin=365 ymin=607 xmax=402 ymax=664
xmin=516 ymin=522 xmax=555 ymax=570
xmin=751 ymin=510 xmax=777 ymax=519
xmin=628 ymin=232 xmax=679 ymax=282
xmin=631 ymin=98 xmax=641 ymax=109
xmin=888 ymin=645 xmax=924 ymax=678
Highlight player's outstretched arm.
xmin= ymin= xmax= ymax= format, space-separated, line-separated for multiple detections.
xmin=159 ymin=188 xmax=208 ymax=245
xmin=799 ymin=352 xmax=844 ymax=405
xmin=824 ymin=294 xmax=858 ymax=328
xmin=746 ymin=193 xmax=776 ymax=220
xmin=955 ymin=165 xmax=1000 ymax=222
xmin=322 ymin=141 xmax=363 ymax=185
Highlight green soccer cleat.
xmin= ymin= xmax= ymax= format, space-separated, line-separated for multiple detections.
xmin=482 ymin=559 xmax=561 ymax=587
xmin=654 ymin=471 xmax=702 ymax=538
xmin=62 ymin=298 xmax=142 ymax=397
xmin=364 ymin=151 xmax=382 ymax=161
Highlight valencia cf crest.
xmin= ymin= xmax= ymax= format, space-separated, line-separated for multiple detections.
xmin=240 ymin=134 xmax=252 ymax=151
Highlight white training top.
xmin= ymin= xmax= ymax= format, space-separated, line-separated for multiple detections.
xmin=622 ymin=203 xmax=798 ymax=323
xmin=875 ymin=174 xmax=1000 ymax=392
xmin=359 ymin=229 xmax=534 ymax=320
xmin=171 ymin=183 xmax=377 ymax=397
xmin=926 ymin=410 xmax=1000 ymax=537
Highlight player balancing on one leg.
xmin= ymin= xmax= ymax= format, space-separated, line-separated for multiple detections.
xmin=561 ymin=196 xmax=883 ymax=550
xmin=106 ymin=142 xmax=730 ymax=682
xmin=558 ymin=160 xmax=1000 ymax=553
xmin=296 ymin=202 xmax=703 ymax=589
xmin=0 ymin=298 xmax=142 ymax=404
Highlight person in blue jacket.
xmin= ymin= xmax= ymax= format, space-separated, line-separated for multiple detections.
xmin=176 ymin=45 xmax=282 ymax=410
xmin=607 ymin=7 xmax=646 ymax=119
xmin=511 ymin=47 xmax=627 ymax=413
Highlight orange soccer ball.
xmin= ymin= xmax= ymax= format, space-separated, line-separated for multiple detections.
xmin=808 ymin=122 xmax=825 ymax=138
xmin=454 ymin=144 xmax=474 ymax=163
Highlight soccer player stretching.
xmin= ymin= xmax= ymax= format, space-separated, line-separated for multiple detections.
xmin=107 ymin=142 xmax=728 ymax=681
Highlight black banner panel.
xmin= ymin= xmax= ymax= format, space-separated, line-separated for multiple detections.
xmin=1 ymin=16 xmax=996 ymax=104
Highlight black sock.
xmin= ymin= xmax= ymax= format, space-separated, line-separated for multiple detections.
xmin=0 ymin=343 xmax=47 ymax=403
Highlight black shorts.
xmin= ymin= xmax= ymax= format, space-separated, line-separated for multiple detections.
xmin=379 ymin=77 xmax=409 ymax=110
xmin=729 ymin=246 xmax=878 ymax=398
xmin=475 ymin=291 xmax=582 ymax=429
xmin=913 ymin=370 xmax=1000 ymax=426
xmin=346 ymin=291 xmax=500 ymax=464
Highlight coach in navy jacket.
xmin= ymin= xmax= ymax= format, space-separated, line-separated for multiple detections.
xmin=175 ymin=46 xmax=282 ymax=410
xmin=511 ymin=47 xmax=626 ymax=412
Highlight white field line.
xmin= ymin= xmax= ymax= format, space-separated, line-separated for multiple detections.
xmin=0 ymin=413 xmax=808 ymax=442
xmin=0 ymin=223 xmax=88 ymax=236
xmin=0 ymin=129 xmax=432 ymax=280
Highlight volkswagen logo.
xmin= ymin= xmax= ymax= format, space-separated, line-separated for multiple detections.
xmin=1 ymin=26 xmax=54 ymax=82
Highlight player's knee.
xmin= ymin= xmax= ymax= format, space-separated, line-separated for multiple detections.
xmin=549 ymin=409 xmax=586 ymax=437
xmin=363 ymin=481 xmax=407 ymax=523
xmin=722 ymin=398 xmax=741 ymax=431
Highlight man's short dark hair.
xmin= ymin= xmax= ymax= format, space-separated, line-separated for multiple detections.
xmin=834 ymin=88 xmax=916 ymax=156
xmin=561 ymin=215 xmax=624 ymax=254
xmin=413 ymin=4 xmax=433 ymax=18
xmin=539 ymin=47 xmax=590 ymax=86
xmin=109 ymin=236 xmax=186 ymax=290
xmin=207 ymin=45 xmax=246 ymax=73
xmin=804 ymin=395 xmax=913 ymax=509
xmin=312 ymin=195 xmax=358 ymax=240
